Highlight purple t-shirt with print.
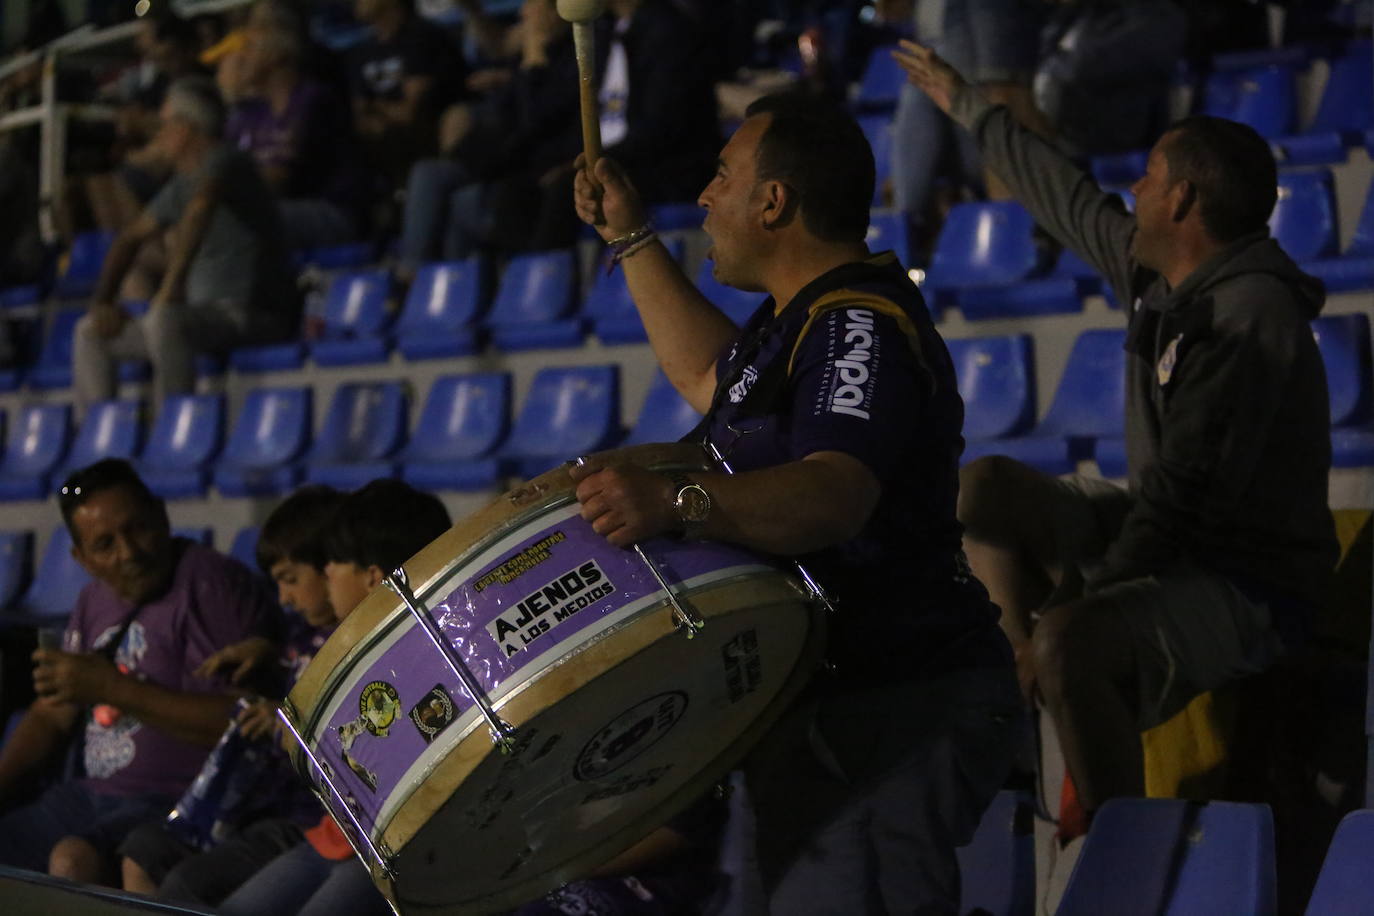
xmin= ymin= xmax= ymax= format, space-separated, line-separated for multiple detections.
xmin=64 ymin=540 xmax=280 ymax=798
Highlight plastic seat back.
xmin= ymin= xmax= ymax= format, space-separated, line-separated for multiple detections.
xmin=55 ymin=230 xmax=114 ymax=299
xmin=487 ymin=249 xmax=577 ymax=327
xmin=929 ymin=201 xmax=1041 ymax=287
xmin=0 ymin=404 xmax=71 ymax=478
xmin=504 ymin=366 xmax=620 ymax=462
xmin=867 ymin=211 xmax=911 ymax=266
xmin=309 ymin=381 xmax=407 ymax=465
xmin=1309 ymin=42 xmax=1373 ymax=135
xmin=625 ymin=370 xmax=702 ymax=446
xmin=947 ymin=335 xmax=1036 ymax=440
xmin=396 ymin=259 xmax=487 ymax=337
xmin=222 ymin=387 xmax=312 ymax=471
xmin=319 ymin=269 xmax=393 ymax=339
xmin=29 ymin=307 xmax=84 ymax=388
xmin=14 ymin=526 xmax=91 ymax=621
xmin=1271 ymin=169 xmax=1338 ymax=261
xmin=1201 ymin=64 xmax=1297 ymax=137
xmin=141 ymin=394 xmax=224 ymax=471
xmin=63 ymin=400 xmax=142 ymax=472
xmin=585 ymin=239 xmax=685 ymax=323
xmin=1312 ymin=314 xmax=1371 ymax=427
xmin=694 ymin=260 xmax=763 ymax=328
xmin=1039 ymin=329 xmax=1127 ymax=438
xmin=1305 ymin=808 xmax=1374 ymax=914
xmin=856 ymin=44 xmax=905 ymax=112
xmin=1058 ymin=799 xmax=1276 ymax=916
xmin=956 ymin=790 xmax=1035 ymax=916
xmin=405 ymin=373 xmax=511 ymax=463
xmin=1345 ymin=179 xmax=1374 ymax=258
xmin=0 ymin=530 xmax=33 ymax=610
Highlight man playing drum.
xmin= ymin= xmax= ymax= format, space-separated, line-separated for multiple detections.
xmin=571 ymin=92 xmax=1023 ymax=914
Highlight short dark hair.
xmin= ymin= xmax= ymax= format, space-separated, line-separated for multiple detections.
xmin=58 ymin=459 xmax=164 ymax=543
xmin=744 ymin=92 xmax=874 ymax=244
xmin=321 ymin=479 xmax=451 ymax=573
xmin=256 ymin=485 xmax=344 ymax=574
xmin=1161 ymin=115 xmax=1277 ymax=243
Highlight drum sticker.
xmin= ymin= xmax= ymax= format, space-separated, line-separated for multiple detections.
xmin=487 ymin=559 xmax=617 ymax=658
xmin=408 ymin=684 xmax=456 ymax=744
xmin=575 ymin=691 xmax=689 ymax=781
xmin=360 ymin=681 xmax=401 ymax=736
xmin=473 ymin=531 xmax=566 ymax=592
xmin=722 ymin=629 xmax=762 ymax=703
xmin=581 ymin=763 xmax=675 ymax=804
xmin=336 ymin=718 xmax=379 ymax=792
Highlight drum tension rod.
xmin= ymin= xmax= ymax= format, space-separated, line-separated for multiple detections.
xmin=385 ymin=567 xmax=519 ymax=755
xmin=633 ymin=544 xmax=706 ymax=638
xmin=276 ymin=705 xmax=398 ymax=881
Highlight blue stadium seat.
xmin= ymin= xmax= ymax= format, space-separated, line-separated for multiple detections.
xmin=694 ymin=260 xmax=762 ymax=328
xmin=139 ymin=394 xmax=224 ymax=499
xmin=0 ymin=283 xmax=43 ymax=310
xmin=395 ymin=259 xmax=488 ymax=360
xmin=625 ymin=370 xmax=702 ymax=446
xmin=309 ymin=269 xmax=394 ymax=366
xmin=229 ymin=526 xmax=261 ymax=573
xmin=174 ymin=527 xmax=213 ymax=546
xmin=955 ymin=790 xmax=1035 ymax=916
xmin=502 ymin=366 xmax=621 ymax=479
xmin=1304 ymin=178 xmax=1374 ymax=292
xmin=1270 ymin=169 xmax=1339 ymax=262
xmin=859 ymin=114 xmax=894 ymax=207
xmin=1272 ymin=42 xmax=1373 ymax=166
xmin=1051 ymin=246 xmax=1110 ymax=301
xmin=587 ymin=239 xmax=685 ymax=344
xmin=648 ymin=202 xmax=704 ymax=232
xmin=486 ymin=249 xmax=582 ymax=351
xmin=947 ymin=335 xmax=1036 ymax=442
xmin=1090 ymin=150 xmax=1148 ymax=190
xmin=53 ymin=230 xmax=113 ymax=300
xmin=867 ymin=210 xmax=912 ymax=267
xmin=27 ymin=307 xmax=84 ymax=390
xmin=0 ymin=530 xmax=33 ymax=611
xmin=1201 ymin=63 xmax=1297 ymax=138
xmin=400 ymin=372 xmax=510 ymax=491
xmin=1313 ymin=314 xmax=1371 ymax=429
xmin=305 ymin=381 xmax=407 ymax=489
xmin=229 ymin=339 xmax=307 ymax=373
xmin=213 ymin=387 xmax=311 ymax=497
xmin=300 ymin=241 xmax=375 ymax=270
xmin=855 ymin=44 xmax=905 ymax=112
xmin=964 ymin=328 xmax=1126 ymax=475
xmin=0 ymin=404 xmax=71 ymax=500
xmin=1305 ymin=808 xmax=1374 ymax=915
xmin=59 ymin=399 xmax=142 ymax=477
xmin=8 ymin=526 xmax=90 ymax=623
xmin=1057 ymin=799 xmax=1276 ymax=916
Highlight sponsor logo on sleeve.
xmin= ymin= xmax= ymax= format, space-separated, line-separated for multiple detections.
xmin=824 ymin=309 xmax=879 ymax=420
xmin=487 ymin=559 xmax=616 ymax=657
xmin=728 ymin=365 xmax=759 ymax=404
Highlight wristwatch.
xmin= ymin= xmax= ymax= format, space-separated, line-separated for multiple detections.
xmin=666 ymin=471 xmax=711 ymax=535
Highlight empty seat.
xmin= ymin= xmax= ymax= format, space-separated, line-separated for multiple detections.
xmin=229 ymin=526 xmax=261 ymax=573
xmin=305 ymin=381 xmax=408 ymax=489
xmin=213 ymin=387 xmax=312 ymax=497
xmin=1057 ymin=799 xmax=1276 ymax=916
xmin=139 ymin=394 xmax=224 ymax=499
xmin=855 ymin=44 xmax=905 ymax=112
xmin=300 ymin=241 xmax=376 ymax=270
xmin=1270 ymin=169 xmax=1339 ymax=262
xmin=486 ymin=249 xmax=582 ymax=351
xmin=625 ymin=370 xmax=702 ymax=446
xmin=947 ymin=335 xmax=1036 ymax=442
xmin=310 ymin=269 xmax=394 ymax=366
xmin=27 ymin=306 xmax=84 ymax=390
xmin=1051 ymin=247 xmax=1112 ymax=302
xmin=1304 ymin=177 xmax=1374 ymax=293
xmin=955 ymin=790 xmax=1035 ymax=916
xmin=395 ymin=258 xmax=488 ymax=360
xmin=400 ymin=372 xmax=510 ymax=491
xmin=867 ymin=210 xmax=912 ymax=267
xmin=8 ymin=526 xmax=91 ymax=623
xmin=587 ymin=239 xmax=686 ymax=344
xmin=502 ymin=366 xmax=621 ymax=479
xmin=0 ymin=530 xmax=33 ymax=611
xmin=694 ymin=259 xmax=762 ymax=328
xmin=964 ymin=328 xmax=1126 ymax=475
xmin=1313 ymin=314 xmax=1371 ymax=429
xmin=228 ymin=338 xmax=307 ymax=373
xmin=0 ymin=404 xmax=71 ymax=501
xmin=59 ymin=399 xmax=142 ymax=477
xmin=1090 ymin=150 xmax=1148 ymax=190
xmin=1200 ymin=63 xmax=1297 ymax=138
xmin=1304 ymin=808 xmax=1374 ymax=915
xmin=53 ymin=230 xmax=114 ymax=300
xmin=1272 ymin=42 xmax=1373 ymax=165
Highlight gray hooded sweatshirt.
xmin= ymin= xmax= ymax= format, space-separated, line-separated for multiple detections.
xmin=950 ymin=91 xmax=1337 ymax=619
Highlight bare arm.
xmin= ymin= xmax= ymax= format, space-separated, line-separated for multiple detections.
xmin=574 ymin=156 xmax=738 ymax=412
xmin=155 ymin=173 xmax=221 ymax=306
xmin=0 ymin=699 xmax=79 ymax=805
xmin=92 ymin=209 xmax=162 ymax=307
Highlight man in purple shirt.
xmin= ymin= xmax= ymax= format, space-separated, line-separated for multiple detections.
xmin=0 ymin=459 xmax=279 ymax=884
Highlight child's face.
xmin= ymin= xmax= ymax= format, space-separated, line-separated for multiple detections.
xmin=324 ymin=561 xmax=379 ymax=622
xmin=269 ymin=559 xmax=335 ymax=629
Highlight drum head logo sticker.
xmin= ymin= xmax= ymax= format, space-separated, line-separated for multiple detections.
xmin=360 ymin=681 xmax=401 ymax=737
xmin=575 ymin=691 xmax=689 ymax=781
xmin=409 ymin=684 xmax=456 ymax=744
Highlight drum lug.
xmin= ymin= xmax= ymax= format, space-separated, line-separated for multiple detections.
xmin=633 ymin=544 xmax=706 ymax=638
xmin=385 ymin=567 xmax=519 ymax=754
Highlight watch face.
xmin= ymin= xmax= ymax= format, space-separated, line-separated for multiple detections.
xmin=676 ymin=485 xmax=710 ymax=523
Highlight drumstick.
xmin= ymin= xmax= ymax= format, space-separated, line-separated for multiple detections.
xmin=556 ymin=0 xmax=606 ymax=168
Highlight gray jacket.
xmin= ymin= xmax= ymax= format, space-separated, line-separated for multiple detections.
xmin=950 ymin=91 xmax=1337 ymax=608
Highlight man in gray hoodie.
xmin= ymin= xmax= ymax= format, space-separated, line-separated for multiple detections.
xmin=897 ymin=41 xmax=1337 ymax=816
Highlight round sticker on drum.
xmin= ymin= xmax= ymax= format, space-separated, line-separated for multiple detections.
xmin=574 ymin=691 xmax=689 ymax=782
xmin=359 ymin=681 xmax=401 ymax=737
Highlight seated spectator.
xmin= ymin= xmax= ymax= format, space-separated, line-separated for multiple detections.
xmin=0 ymin=459 xmax=280 ymax=883
xmin=226 ymin=17 xmax=368 ymax=248
xmin=73 ymin=76 xmax=300 ymax=417
xmin=218 ymin=479 xmax=452 ymax=916
xmin=118 ymin=485 xmax=344 ymax=906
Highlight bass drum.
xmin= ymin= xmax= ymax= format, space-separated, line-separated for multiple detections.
xmin=286 ymin=443 xmax=826 ymax=913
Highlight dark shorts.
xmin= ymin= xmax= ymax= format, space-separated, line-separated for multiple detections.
xmin=0 ymin=780 xmax=176 ymax=872
xmin=118 ymin=816 xmax=306 ymax=906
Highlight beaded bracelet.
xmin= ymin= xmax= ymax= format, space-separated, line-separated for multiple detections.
xmin=607 ymin=227 xmax=659 ymax=273
xmin=607 ymin=225 xmax=653 ymax=250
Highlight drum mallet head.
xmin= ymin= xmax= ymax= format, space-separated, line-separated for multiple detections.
xmin=557 ymin=0 xmax=607 ymax=168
